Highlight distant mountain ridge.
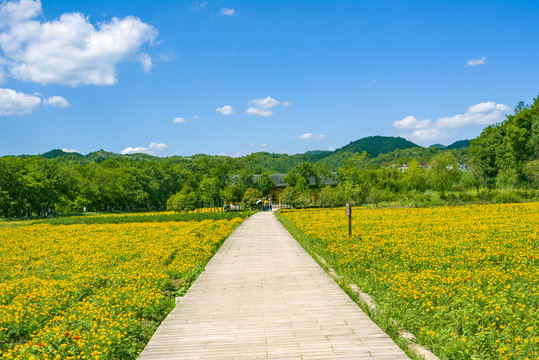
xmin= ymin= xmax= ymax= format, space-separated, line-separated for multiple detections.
xmin=30 ymin=135 xmax=471 ymax=172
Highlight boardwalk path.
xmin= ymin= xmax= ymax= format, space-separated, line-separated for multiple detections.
xmin=138 ymin=212 xmax=409 ymax=359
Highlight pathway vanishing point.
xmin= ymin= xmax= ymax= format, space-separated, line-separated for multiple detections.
xmin=138 ymin=211 xmax=410 ymax=359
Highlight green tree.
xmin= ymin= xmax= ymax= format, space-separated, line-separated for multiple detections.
xmin=242 ymin=188 xmax=262 ymax=210
xmin=256 ymin=173 xmax=274 ymax=197
xmin=429 ymin=152 xmax=461 ymax=196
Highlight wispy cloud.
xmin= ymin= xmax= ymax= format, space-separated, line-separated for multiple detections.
xmin=191 ymin=1 xmax=208 ymax=11
xmin=216 ymin=105 xmax=234 ymax=115
xmin=221 ymin=8 xmax=236 ymax=16
xmin=248 ymin=96 xmax=279 ymax=109
xmin=298 ymin=132 xmax=326 ymax=140
xmin=244 ymin=107 xmax=273 ymax=117
xmin=62 ymin=148 xmax=79 ymax=153
xmin=149 ymin=142 xmax=168 ymax=151
xmin=173 ymin=117 xmax=187 ymax=123
xmin=466 ymin=56 xmax=486 ymax=67
xmin=281 ymin=101 xmax=293 ymax=106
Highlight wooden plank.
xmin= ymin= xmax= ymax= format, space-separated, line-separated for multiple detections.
xmin=138 ymin=212 xmax=409 ymax=359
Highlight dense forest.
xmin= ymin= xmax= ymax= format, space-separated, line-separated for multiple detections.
xmin=1 ymin=96 xmax=537 ymax=217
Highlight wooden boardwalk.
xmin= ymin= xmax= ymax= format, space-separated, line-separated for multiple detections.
xmin=138 ymin=212 xmax=409 ymax=359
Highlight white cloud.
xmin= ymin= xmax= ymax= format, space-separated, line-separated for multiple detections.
xmin=0 ymin=0 xmax=158 ymax=86
xmin=61 ymin=147 xmax=78 ymax=153
xmin=218 ymin=151 xmax=227 ymax=156
xmin=192 ymin=115 xmax=200 ymax=119
xmin=121 ymin=141 xmax=167 ymax=155
xmin=121 ymin=146 xmax=151 ymax=155
xmin=216 ymin=105 xmax=234 ymax=115
xmin=299 ymin=132 xmax=326 ymax=140
xmin=221 ymin=8 xmax=236 ymax=15
xmin=159 ymin=51 xmax=176 ymax=62
xmin=434 ymin=102 xmax=510 ymax=128
xmin=393 ymin=115 xmax=430 ymax=130
xmin=299 ymin=133 xmax=313 ymax=140
xmin=248 ymin=96 xmax=279 ymax=109
xmin=0 ymin=87 xmax=40 ymax=115
xmin=394 ymin=101 xmax=510 ymax=145
xmin=149 ymin=142 xmax=168 ymax=151
xmin=173 ymin=117 xmax=187 ymax=123
xmin=249 ymin=142 xmax=254 ymax=147
xmin=407 ymin=128 xmax=446 ymax=143
xmin=466 ymin=56 xmax=486 ymax=66
xmin=328 ymin=146 xmax=335 ymax=151
xmin=261 ymin=143 xmax=267 ymax=147
xmin=281 ymin=101 xmax=292 ymax=106
xmin=44 ymin=96 xmax=69 ymax=108
xmin=139 ymin=53 xmax=152 ymax=72
xmin=244 ymin=107 xmax=273 ymax=116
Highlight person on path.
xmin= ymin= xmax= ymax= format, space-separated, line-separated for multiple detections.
xmin=263 ymin=199 xmax=269 ymax=211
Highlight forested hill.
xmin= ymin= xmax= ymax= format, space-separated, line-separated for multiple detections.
xmin=30 ymin=135 xmax=433 ymax=172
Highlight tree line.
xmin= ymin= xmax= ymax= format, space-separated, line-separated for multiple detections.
xmin=1 ymin=96 xmax=537 ymax=217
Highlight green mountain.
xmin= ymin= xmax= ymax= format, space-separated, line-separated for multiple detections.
xmin=40 ymin=149 xmax=83 ymax=159
xmin=19 ymin=135 xmax=472 ymax=173
xmin=446 ymin=139 xmax=471 ymax=150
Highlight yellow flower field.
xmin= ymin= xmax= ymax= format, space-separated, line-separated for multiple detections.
xmin=279 ymin=203 xmax=538 ymax=360
xmin=0 ymin=218 xmax=243 ymax=359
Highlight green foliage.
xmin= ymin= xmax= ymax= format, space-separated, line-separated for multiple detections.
xmin=242 ymin=188 xmax=262 ymax=210
xmin=429 ymin=152 xmax=461 ymax=196
xmin=36 ymin=211 xmax=252 ymax=225
xmin=167 ymin=192 xmax=198 ymax=213
xmin=255 ymin=173 xmax=275 ymax=197
xmin=470 ymin=95 xmax=539 ymax=188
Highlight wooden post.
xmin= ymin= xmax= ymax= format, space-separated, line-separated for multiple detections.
xmin=345 ymin=203 xmax=352 ymax=236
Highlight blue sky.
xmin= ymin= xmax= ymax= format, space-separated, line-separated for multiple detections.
xmin=0 ymin=0 xmax=538 ymax=157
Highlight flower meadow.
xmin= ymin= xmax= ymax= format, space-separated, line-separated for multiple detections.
xmin=278 ymin=203 xmax=538 ymax=360
xmin=0 ymin=216 xmax=244 ymax=359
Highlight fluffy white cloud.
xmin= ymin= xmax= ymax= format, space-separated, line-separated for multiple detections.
xmin=149 ymin=142 xmax=168 ymax=151
xmin=173 ymin=117 xmax=187 ymax=123
xmin=44 ymin=96 xmax=69 ymax=108
xmin=394 ymin=101 xmax=510 ymax=145
xmin=248 ymin=96 xmax=279 ymax=109
xmin=121 ymin=146 xmax=151 ymax=155
xmin=244 ymin=107 xmax=273 ymax=117
xmin=61 ymin=147 xmax=78 ymax=153
xmin=466 ymin=56 xmax=486 ymax=66
xmin=0 ymin=87 xmax=40 ymax=115
xmin=0 ymin=0 xmax=158 ymax=86
xmin=121 ymin=142 xmax=167 ymax=155
xmin=216 ymin=105 xmax=234 ymax=115
xmin=221 ymin=8 xmax=236 ymax=15
xmin=192 ymin=115 xmax=200 ymax=119
xmin=281 ymin=101 xmax=292 ymax=106
xmin=434 ymin=102 xmax=510 ymax=128
xmin=393 ymin=115 xmax=430 ymax=130
xmin=408 ymin=128 xmax=446 ymax=143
